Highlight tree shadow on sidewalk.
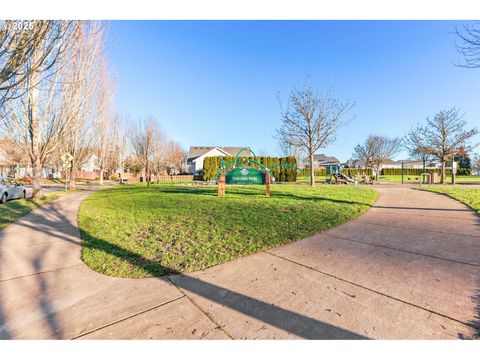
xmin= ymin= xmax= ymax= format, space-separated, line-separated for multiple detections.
xmin=0 ymin=232 xmax=12 ymax=339
xmin=0 ymin=196 xmax=367 ymax=339
xmin=81 ymin=231 xmax=367 ymax=339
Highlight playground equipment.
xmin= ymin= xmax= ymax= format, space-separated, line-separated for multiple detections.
xmin=332 ymin=173 xmax=356 ymax=184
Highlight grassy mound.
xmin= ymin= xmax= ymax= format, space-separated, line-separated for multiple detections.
xmin=79 ymin=184 xmax=378 ymax=278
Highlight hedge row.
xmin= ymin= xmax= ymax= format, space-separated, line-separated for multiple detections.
xmin=299 ymin=167 xmax=469 ymax=177
xmin=381 ymin=168 xmax=471 ymax=176
xmin=202 ymin=156 xmax=297 ymax=182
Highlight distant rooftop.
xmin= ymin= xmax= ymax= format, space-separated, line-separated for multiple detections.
xmin=187 ymin=146 xmax=251 ymax=161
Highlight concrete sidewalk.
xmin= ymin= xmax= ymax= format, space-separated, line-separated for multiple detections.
xmin=0 ymin=186 xmax=479 ymax=339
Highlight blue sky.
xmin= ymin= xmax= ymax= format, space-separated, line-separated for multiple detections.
xmin=107 ymin=21 xmax=480 ymax=162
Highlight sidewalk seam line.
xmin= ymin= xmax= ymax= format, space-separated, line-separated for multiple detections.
xmin=0 ymin=264 xmax=83 ymax=283
xmin=167 ymin=277 xmax=235 ymax=340
xmin=71 ymin=295 xmax=185 ymax=339
xmin=358 ymin=220 xmax=480 ymax=239
xmin=370 ymin=209 xmax=476 ymax=221
xmin=324 ymin=233 xmax=480 ymax=268
xmin=264 ymin=250 xmax=480 ymax=332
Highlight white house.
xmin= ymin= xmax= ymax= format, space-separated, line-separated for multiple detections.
xmin=187 ymin=146 xmax=251 ymax=175
xmin=383 ymin=160 xmax=435 ymax=169
xmin=302 ymin=154 xmax=341 ymax=168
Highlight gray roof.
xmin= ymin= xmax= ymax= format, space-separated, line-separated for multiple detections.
xmin=303 ymin=154 xmax=340 ymax=165
xmin=187 ymin=146 xmax=251 ymax=161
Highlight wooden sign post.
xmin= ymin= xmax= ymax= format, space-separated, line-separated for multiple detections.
xmin=265 ymin=173 xmax=271 ymax=198
xmin=218 ymin=172 xmax=226 ymax=197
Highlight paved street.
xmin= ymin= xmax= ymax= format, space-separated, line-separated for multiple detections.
xmin=0 ymin=186 xmax=479 ymax=339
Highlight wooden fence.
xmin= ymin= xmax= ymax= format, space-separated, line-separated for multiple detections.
xmin=61 ymin=171 xmax=193 ymax=182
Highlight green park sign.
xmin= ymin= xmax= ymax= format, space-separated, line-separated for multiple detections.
xmin=226 ymin=166 xmax=265 ymax=185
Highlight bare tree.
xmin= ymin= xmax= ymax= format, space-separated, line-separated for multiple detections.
xmin=275 ymin=80 xmax=354 ymax=186
xmin=455 ymin=22 xmax=480 ymax=68
xmin=151 ymin=128 xmax=168 ymax=180
xmin=0 ymin=20 xmax=78 ymax=107
xmin=352 ymin=137 xmax=376 ymax=175
xmin=94 ymin=58 xmax=116 ymax=185
xmin=111 ymin=114 xmax=131 ymax=182
xmin=411 ymin=108 xmax=478 ymax=184
xmin=0 ymin=44 xmax=75 ymax=198
xmin=131 ymin=117 xmax=160 ymax=187
xmin=164 ymin=141 xmax=187 ymax=174
xmin=0 ymin=138 xmax=29 ymax=172
xmin=404 ymin=125 xmax=435 ymax=172
xmin=60 ymin=22 xmax=107 ymax=189
xmin=353 ymin=135 xmax=402 ymax=180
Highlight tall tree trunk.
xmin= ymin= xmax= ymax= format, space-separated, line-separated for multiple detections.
xmin=309 ymin=153 xmax=315 ymax=187
xmin=146 ymin=163 xmax=150 ymax=188
xmin=31 ymin=157 xmax=43 ymax=199
xmin=68 ymin=162 xmax=76 ymax=190
xmin=441 ymin=158 xmax=446 ymax=184
xmin=99 ymin=170 xmax=104 ymax=185
xmin=29 ymin=70 xmax=43 ymax=199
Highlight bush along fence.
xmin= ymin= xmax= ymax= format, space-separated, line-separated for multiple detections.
xmin=380 ymin=168 xmax=470 ymax=176
xmin=202 ymin=156 xmax=297 ymax=182
xmin=299 ymin=167 xmax=470 ymax=178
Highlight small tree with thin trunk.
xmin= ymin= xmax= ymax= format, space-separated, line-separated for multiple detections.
xmin=352 ymin=137 xmax=376 ymax=176
xmin=353 ymin=135 xmax=402 ymax=180
xmin=111 ymin=114 xmax=130 ymax=182
xmin=404 ymin=126 xmax=435 ymax=172
xmin=94 ymin=58 xmax=116 ymax=185
xmin=275 ymin=80 xmax=354 ymax=186
xmin=130 ymin=117 xmax=159 ymax=187
xmin=411 ymin=108 xmax=478 ymax=184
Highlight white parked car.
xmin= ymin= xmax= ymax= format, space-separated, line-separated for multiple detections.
xmin=0 ymin=176 xmax=26 ymax=204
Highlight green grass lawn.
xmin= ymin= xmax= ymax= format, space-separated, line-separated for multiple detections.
xmin=78 ymin=183 xmax=378 ymax=278
xmin=422 ymin=186 xmax=480 ymax=214
xmin=0 ymin=191 xmax=69 ymax=231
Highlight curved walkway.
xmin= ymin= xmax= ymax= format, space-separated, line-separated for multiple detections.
xmin=0 ymin=186 xmax=479 ymax=339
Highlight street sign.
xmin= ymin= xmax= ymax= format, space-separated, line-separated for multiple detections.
xmin=226 ymin=167 xmax=265 ymax=185
xmin=61 ymin=153 xmax=73 ymax=168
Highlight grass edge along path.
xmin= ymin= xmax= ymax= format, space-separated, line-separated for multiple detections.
xmin=420 ymin=186 xmax=480 ymax=214
xmin=79 ymin=184 xmax=378 ymax=278
xmin=0 ymin=190 xmax=76 ymax=232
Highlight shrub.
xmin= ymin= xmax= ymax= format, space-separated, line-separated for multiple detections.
xmin=201 ymin=155 xmax=298 ymax=182
xmin=457 ymin=168 xmax=471 ymax=176
xmin=380 ymin=168 xmax=455 ymax=176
